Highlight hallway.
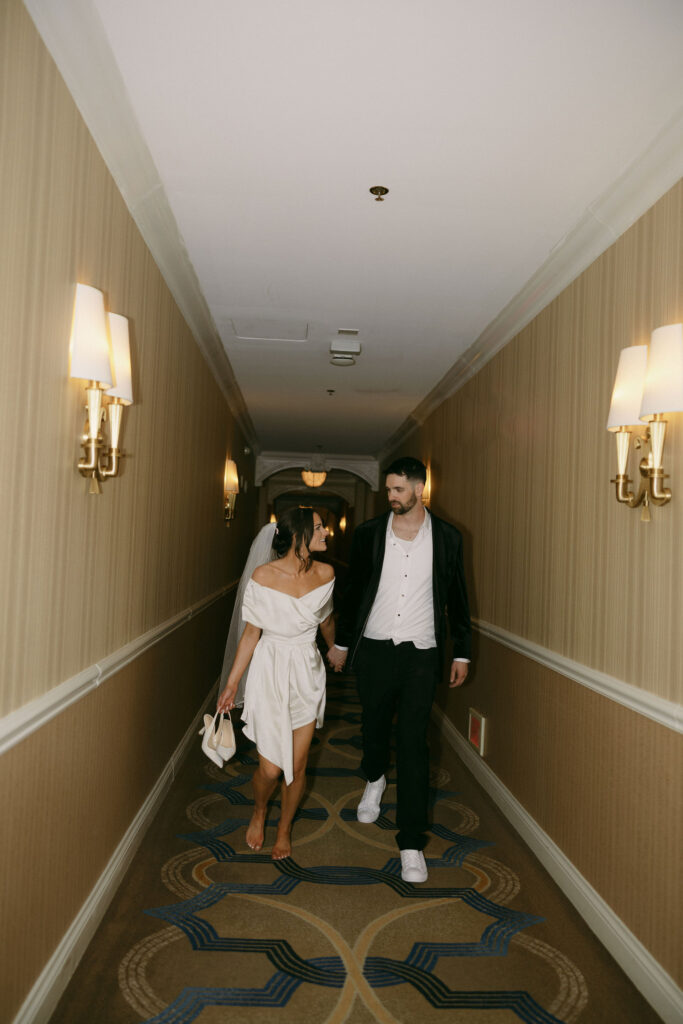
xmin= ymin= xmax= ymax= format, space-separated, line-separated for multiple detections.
xmin=1 ymin=2 xmax=682 ymax=1022
xmin=49 ymin=672 xmax=660 ymax=1024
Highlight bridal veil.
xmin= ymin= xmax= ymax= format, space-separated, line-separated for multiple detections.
xmin=219 ymin=522 xmax=277 ymax=706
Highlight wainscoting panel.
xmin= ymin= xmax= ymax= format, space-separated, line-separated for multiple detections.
xmin=437 ymin=633 xmax=682 ymax=986
xmin=0 ymin=594 xmax=233 ymax=1023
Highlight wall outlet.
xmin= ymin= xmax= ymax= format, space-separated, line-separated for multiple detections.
xmin=468 ymin=708 xmax=487 ymax=756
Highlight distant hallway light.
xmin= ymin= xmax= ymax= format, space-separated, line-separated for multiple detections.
xmin=301 ymin=470 xmax=327 ymax=488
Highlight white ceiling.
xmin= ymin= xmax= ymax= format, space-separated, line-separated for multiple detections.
xmin=28 ymin=0 xmax=683 ymax=457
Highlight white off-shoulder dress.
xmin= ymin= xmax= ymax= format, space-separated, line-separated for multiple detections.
xmin=240 ymin=577 xmax=334 ymax=784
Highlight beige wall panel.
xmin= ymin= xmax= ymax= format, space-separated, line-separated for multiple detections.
xmin=437 ymin=636 xmax=682 ymax=983
xmin=0 ymin=0 xmax=257 ymax=717
xmin=0 ymin=596 xmax=233 ymax=1020
xmin=409 ymin=182 xmax=683 ymax=701
xmin=385 ymin=184 xmax=683 ymax=982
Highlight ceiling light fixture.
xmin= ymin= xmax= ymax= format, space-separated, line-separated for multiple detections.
xmin=301 ymin=447 xmax=327 ymax=488
xmin=301 ymin=470 xmax=327 ymax=488
xmin=369 ymin=186 xmax=389 ymax=201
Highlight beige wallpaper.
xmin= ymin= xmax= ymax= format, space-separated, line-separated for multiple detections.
xmin=384 ymin=182 xmax=683 ymax=985
xmin=418 ymin=181 xmax=682 ymax=703
xmin=441 ymin=638 xmax=683 ymax=984
xmin=0 ymin=0 xmax=257 ymax=718
xmin=0 ymin=1 xmax=260 ymax=1016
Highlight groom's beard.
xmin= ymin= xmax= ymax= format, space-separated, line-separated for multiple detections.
xmin=390 ymin=492 xmax=418 ymax=515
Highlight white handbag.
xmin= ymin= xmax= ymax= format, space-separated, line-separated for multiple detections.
xmin=199 ymin=711 xmax=236 ymax=767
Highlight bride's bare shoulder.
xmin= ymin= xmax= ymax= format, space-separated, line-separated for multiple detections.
xmin=251 ymin=563 xmax=277 ymax=584
xmin=314 ymin=561 xmax=334 ymax=582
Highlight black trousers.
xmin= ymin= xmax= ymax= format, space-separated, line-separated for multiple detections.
xmin=355 ymin=637 xmax=439 ymax=851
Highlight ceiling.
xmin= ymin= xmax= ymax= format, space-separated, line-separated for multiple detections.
xmin=27 ymin=0 xmax=683 ymax=459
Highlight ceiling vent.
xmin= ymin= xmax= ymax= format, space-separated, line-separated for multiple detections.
xmin=330 ymin=339 xmax=361 ymax=367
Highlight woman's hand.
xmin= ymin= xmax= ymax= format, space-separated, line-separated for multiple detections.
xmin=217 ymin=684 xmax=237 ymax=713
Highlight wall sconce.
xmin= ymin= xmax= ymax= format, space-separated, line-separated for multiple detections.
xmin=339 ymin=515 xmax=347 ymax=533
xmin=269 ymin=512 xmax=277 ymax=524
xmin=422 ymin=463 xmax=432 ymax=507
xmin=606 ymin=323 xmax=683 ymax=521
xmin=224 ymin=458 xmax=239 ymax=523
xmin=68 ymin=283 xmax=133 ymax=494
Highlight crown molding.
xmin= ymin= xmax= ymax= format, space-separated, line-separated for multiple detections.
xmin=256 ymin=451 xmax=380 ymax=490
xmin=24 ymin=0 xmax=258 ymax=452
xmin=378 ymin=109 xmax=683 ymax=463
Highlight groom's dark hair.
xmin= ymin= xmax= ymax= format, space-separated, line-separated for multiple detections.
xmin=384 ymin=457 xmax=427 ymax=484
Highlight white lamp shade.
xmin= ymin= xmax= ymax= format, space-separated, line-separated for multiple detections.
xmin=606 ymin=345 xmax=648 ymax=431
xmin=224 ymin=459 xmax=239 ymax=494
xmin=639 ymin=323 xmax=683 ymax=420
xmin=68 ymin=283 xmax=113 ymax=386
xmin=107 ymin=313 xmax=134 ymax=404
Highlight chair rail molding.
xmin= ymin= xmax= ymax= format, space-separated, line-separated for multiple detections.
xmin=474 ymin=619 xmax=682 ymax=733
xmin=0 ymin=582 xmax=238 ymax=757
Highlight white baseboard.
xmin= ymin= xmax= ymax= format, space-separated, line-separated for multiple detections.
xmin=12 ymin=686 xmax=218 ymax=1024
xmin=434 ymin=706 xmax=683 ymax=1024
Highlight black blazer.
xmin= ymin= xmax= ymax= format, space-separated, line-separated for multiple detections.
xmin=336 ymin=510 xmax=471 ymax=667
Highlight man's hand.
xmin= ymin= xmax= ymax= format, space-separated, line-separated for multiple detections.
xmin=326 ymin=646 xmax=348 ymax=673
xmin=449 ymin=661 xmax=469 ymax=688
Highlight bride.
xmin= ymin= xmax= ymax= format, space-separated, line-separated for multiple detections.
xmin=217 ymin=507 xmax=336 ymax=860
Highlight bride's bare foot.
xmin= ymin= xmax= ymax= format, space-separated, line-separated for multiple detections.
xmin=246 ymin=810 xmax=266 ymax=851
xmin=271 ymin=830 xmax=291 ymax=860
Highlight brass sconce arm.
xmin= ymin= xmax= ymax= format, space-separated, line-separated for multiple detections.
xmin=609 ymin=419 xmax=671 ymax=522
xmin=77 ymin=383 xmax=106 ymax=494
xmin=99 ymin=398 xmax=126 ymax=479
xmin=647 ymin=417 xmax=671 ymax=505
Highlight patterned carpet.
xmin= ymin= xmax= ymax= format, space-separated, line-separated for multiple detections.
xmin=50 ymin=675 xmax=662 ymax=1023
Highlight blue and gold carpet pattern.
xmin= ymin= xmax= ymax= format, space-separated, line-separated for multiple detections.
xmin=113 ymin=677 xmax=595 ymax=1023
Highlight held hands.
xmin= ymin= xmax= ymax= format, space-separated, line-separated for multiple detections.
xmin=449 ymin=660 xmax=469 ymax=688
xmin=326 ymin=646 xmax=347 ymax=673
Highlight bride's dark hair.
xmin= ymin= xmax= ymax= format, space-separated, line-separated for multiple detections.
xmin=272 ymin=506 xmax=316 ymax=572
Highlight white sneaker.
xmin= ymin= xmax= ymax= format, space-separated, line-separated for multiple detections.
xmin=357 ymin=776 xmax=386 ymax=823
xmin=400 ymin=849 xmax=428 ymax=883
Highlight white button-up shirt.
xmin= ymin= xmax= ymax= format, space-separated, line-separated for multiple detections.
xmin=364 ymin=511 xmax=436 ymax=648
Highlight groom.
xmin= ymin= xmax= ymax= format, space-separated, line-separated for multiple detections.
xmin=327 ymin=457 xmax=471 ymax=883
